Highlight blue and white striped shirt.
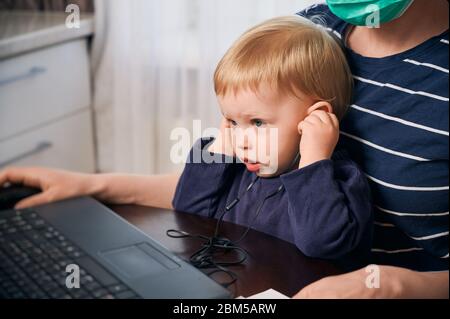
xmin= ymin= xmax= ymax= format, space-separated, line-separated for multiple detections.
xmin=298 ymin=4 xmax=449 ymax=271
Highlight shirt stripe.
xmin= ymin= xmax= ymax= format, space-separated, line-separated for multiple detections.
xmin=376 ymin=205 xmax=449 ymax=217
xmin=372 ymin=247 xmax=424 ymax=254
xmin=403 ymin=59 xmax=449 ymax=74
xmin=354 ymin=76 xmax=449 ymax=102
xmin=410 ymin=231 xmax=449 ymax=241
xmin=374 ymin=221 xmax=395 ymax=227
xmin=340 ymin=131 xmax=431 ymax=161
xmin=350 ymin=104 xmax=449 ymax=136
xmin=325 ymin=27 xmax=342 ymax=39
xmin=365 ymin=174 xmax=449 ymax=191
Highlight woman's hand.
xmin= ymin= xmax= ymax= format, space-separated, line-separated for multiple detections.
xmin=207 ymin=117 xmax=235 ymax=158
xmin=293 ymin=265 xmax=449 ymax=299
xmin=0 ymin=167 xmax=97 ymax=209
xmin=297 ymin=110 xmax=339 ymax=169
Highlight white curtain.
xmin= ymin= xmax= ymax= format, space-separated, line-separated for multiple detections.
xmin=92 ymin=0 xmax=318 ymax=174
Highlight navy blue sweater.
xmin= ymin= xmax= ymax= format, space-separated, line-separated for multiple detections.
xmin=172 ymin=137 xmax=373 ymax=270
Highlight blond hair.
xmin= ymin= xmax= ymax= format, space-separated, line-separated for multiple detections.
xmin=214 ymin=15 xmax=353 ymax=120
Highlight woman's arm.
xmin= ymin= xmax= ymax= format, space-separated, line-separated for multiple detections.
xmin=0 ymin=166 xmax=181 ymax=209
xmin=294 ymin=265 xmax=449 ymax=299
xmin=92 ymin=172 xmax=181 ymax=209
xmin=84 ymin=119 xmax=235 ymax=212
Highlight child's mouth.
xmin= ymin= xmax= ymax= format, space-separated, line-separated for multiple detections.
xmin=242 ymin=158 xmax=261 ymax=172
xmin=245 ymin=163 xmax=261 ymax=172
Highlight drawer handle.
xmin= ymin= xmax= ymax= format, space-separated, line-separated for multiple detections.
xmin=0 ymin=66 xmax=47 ymax=87
xmin=0 ymin=141 xmax=53 ymax=168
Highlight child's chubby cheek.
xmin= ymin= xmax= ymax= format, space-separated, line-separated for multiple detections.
xmin=232 ymin=128 xmax=277 ymax=174
xmin=232 ymin=124 xmax=300 ymax=176
xmin=261 ymin=128 xmax=301 ymax=176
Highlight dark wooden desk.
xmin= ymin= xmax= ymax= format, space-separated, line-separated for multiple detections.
xmin=110 ymin=204 xmax=342 ymax=298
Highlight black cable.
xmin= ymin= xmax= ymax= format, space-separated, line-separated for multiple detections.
xmin=167 ymin=151 xmax=299 ymax=287
xmin=166 ymin=177 xmax=285 ymax=287
xmin=166 ymin=177 xmax=260 ymax=286
xmin=232 ymin=184 xmax=284 ymax=245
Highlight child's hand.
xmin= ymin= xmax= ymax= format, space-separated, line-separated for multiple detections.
xmin=207 ymin=118 xmax=235 ymax=158
xmin=297 ymin=110 xmax=339 ymax=169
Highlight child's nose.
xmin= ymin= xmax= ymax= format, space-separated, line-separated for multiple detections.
xmin=235 ymin=129 xmax=258 ymax=157
xmin=236 ymin=134 xmax=250 ymax=150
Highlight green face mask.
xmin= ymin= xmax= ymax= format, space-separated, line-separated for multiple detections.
xmin=326 ymin=0 xmax=414 ymax=27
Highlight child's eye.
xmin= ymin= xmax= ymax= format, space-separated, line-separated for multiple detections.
xmin=229 ymin=119 xmax=238 ymax=126
xmin=252 ymin=119 xmax=264 ymax=127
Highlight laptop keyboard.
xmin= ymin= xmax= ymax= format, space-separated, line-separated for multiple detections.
xmin=0 ymin=209 xmax=139 ymax=299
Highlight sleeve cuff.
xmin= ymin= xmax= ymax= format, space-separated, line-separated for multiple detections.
xmin=280 ymin=159 xmax=334 ymax=194
xmin=187 ymin=137 xmax=237 ymax=165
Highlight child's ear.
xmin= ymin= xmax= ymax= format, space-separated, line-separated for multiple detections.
xmin=306 ymin=101 xmax=333 ymax=115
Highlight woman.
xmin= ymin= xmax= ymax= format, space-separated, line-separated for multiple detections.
xmin=294 ymin=0 xmax=448 ymax=298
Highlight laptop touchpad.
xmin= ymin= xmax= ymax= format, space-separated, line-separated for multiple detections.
xmin=99 ymin=243 xmax=180 ymax=279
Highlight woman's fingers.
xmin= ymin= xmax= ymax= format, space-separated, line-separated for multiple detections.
xmin=0 ymin=170 xmax=8 ymax=186
xmin=1 ymin=167 xmax=89 ymax=208
xmin=14 ymin=192 xmax=50 ymax=209
xmin=0 ymin=167 xmax=38 ymax=187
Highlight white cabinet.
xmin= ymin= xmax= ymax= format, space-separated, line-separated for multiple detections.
xmin=0 ymin=11 xmax=95 ymax=173
xmin=0 ymin=39 xmax=91 ymax=140
xmin=0 ymin=110 xmax=95 ymax=172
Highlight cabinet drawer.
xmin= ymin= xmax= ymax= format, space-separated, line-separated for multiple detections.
xmin=0 ymin=109 xmax=95 ymax=173
xmin=0 ymin=39 xmax=91 ymax=140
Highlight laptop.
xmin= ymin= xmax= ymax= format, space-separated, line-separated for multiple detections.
xmin=0 ymin=196 xmax=231 ymax=299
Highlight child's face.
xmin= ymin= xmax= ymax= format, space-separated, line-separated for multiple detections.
xmin=218 ymin=87 xmax=315 ymax=177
